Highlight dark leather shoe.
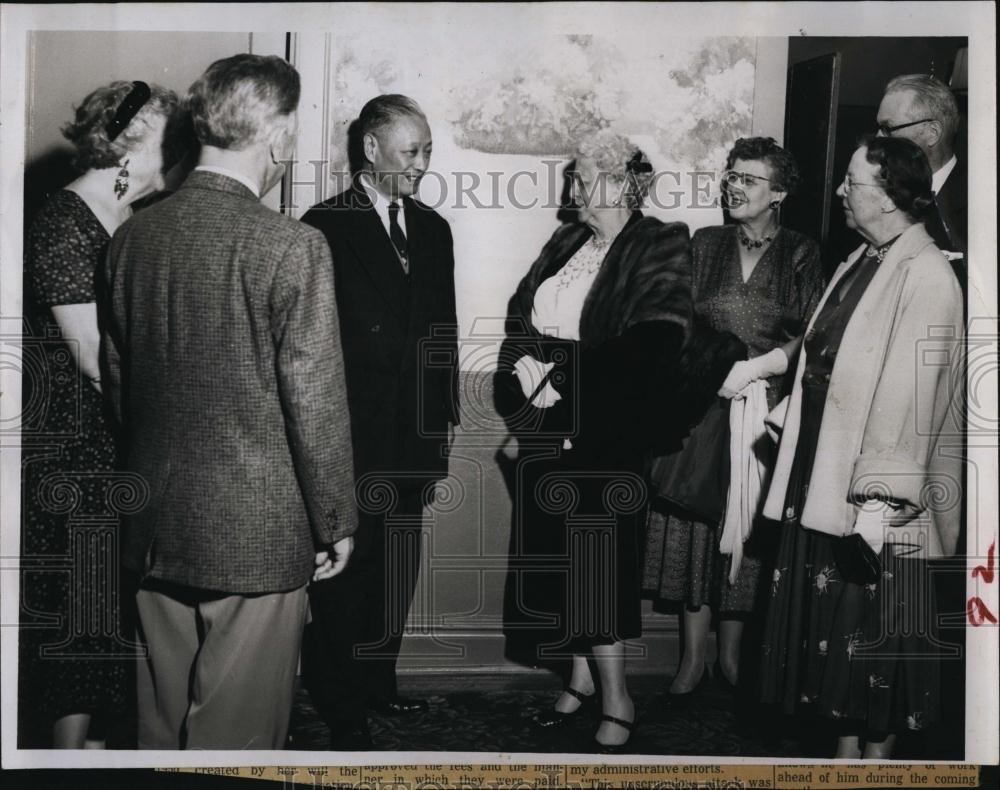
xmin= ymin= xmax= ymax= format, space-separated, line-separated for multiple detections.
xmin=369 ymin=695 xmax=429 ymax=715
xmin=532 ymin=687 xmax=597 ymax=728
xmin=591 ymin=712 xmax=639 ymax=754
xmin=329 ymin=721 xmax=375 ymax=750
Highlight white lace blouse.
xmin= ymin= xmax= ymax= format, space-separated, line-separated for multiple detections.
xmin=530 ymin=237 xmax=609 ymax=341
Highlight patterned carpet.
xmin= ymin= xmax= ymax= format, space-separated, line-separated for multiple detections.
xmin=289 ymin=673 xmax=815 ymax=756
xmin=92 ymin=671 xmax=958 ymax=758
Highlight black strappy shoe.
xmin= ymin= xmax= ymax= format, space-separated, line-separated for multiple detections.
xmin=532 ymin=687 xmax=596 ymax=728
xmin=592 ymin=712 xmax=638 ymax=754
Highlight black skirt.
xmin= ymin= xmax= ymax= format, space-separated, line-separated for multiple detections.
xmin=503 ymin=440 xmax=645 ymax=664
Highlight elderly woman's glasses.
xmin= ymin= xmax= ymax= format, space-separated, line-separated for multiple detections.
xmin=722 ymin=170 xmax=771 ymax=188
xmin=876 ymin=118 xmax=935 ymax=136
xmin=842 ymin=173 xmax=881 ymax=192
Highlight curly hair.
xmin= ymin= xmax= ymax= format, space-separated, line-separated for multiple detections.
xmin=861 ymin=135 xmax=934 ymax=221
xmin=187 ymin=54 xmax=299 ymax=150
xmin=575 ymin=129 xmax=653 ymax=209
xmin=725 ymin=136 xmax=801 ymax=194
xmin=61 ymin=81 xmax=179 ymax=171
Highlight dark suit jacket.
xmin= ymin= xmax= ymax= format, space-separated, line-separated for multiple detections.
xmin=930 ymin=158 xmax=967 ymax=257
xmin=301 ymin=185 xmax=459 ymax=489
xmin=926 ymin=158 xmax=967 ymax=291
xmin=102 ymin=171 xmax=358 ymax=594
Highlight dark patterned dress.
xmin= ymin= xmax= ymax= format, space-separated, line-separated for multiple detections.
xmin=758 ymin=245 xmax=941 ymax=737
xmin=643 ymin=224 xmax=822 ymax=613
xmin=19 ymin=190 xmax=130 ymax=744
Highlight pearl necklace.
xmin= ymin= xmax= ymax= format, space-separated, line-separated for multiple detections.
xmin=737 ymin=226 xmax=776 ymax=250
xmin=864 ymin=238 xmax=897 ymax=263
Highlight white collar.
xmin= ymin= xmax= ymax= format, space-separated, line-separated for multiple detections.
xmin=194 ymin=165 xmax=260 ymax=198
xmin=931 ymin=155 xmax=958 ymax=195
xmin=359 ymin=172 xmax=406 ymax=236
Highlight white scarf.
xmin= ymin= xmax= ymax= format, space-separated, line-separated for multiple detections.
xmin=719 ymin=380 xmax=770 ymax=584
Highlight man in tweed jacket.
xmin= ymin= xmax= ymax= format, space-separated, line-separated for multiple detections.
xmin=102 ymin=54 xmax=357 ymax=750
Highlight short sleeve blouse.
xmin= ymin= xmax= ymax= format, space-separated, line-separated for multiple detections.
xmin=26 ymin=190 xmax=110 ymax=307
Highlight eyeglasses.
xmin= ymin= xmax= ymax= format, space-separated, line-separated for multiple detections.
xmin=842 ymin=173 xmax=881 ymax=192
xmin=876 ymin=118 xmax=935 ymax=136
xmin=722 ymin=170 xmax=772 ymax=187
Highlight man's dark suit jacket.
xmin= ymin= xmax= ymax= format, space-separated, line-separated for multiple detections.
xmin=930 ymin=159 xmax=967 ymax=258
xmin=102 ymin=171 xmax=358 ymax=594
xmin=301 ymin=184 xmax=459 ymax=489
xmin=926 ymin=158 xmax=968 ymax=290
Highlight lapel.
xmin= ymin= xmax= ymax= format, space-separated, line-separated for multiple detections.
xmin=930 ymin=163 xmax=966 ymax=253
xmin=818 ymin=223 xmax=933 ymax=402
xmin=342 ymin=184 xmax=410 ymax=324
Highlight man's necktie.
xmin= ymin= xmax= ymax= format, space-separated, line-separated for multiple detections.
xmin=388 ymin=201 xmax=409 ymax=275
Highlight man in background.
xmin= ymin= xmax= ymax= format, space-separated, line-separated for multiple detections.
xmin=302 ymin=94 xmax=459 ymax=749
xmin=102 ymin=53 xmax=357 ymax=749
xmin=877 ymin=73 xmax=966 ymax=285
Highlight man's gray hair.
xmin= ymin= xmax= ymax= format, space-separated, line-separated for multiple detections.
xmin=356 ymin=94 xmax=426 ymax=141
xmin=187 ymin=54 xmax=300 ymax=150
xmin=885 ymin=73 xmax=960 ymax=142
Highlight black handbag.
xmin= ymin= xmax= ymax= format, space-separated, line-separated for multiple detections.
xmin=648 ymin=399 xmax=729 ymax=523
xmin=832 ymin=533 xmax=882 ymax=585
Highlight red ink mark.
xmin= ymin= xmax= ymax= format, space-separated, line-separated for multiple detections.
xmin=967 ymin=597 xmax=997 ymax=627
xmin=972 ymin=540 xmax=996 ymax=584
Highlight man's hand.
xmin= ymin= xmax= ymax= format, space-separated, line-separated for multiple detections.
xmin=312 ymin=536 xmax=354 ymax=582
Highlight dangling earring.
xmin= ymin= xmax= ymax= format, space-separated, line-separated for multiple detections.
xmin=114 ymin=159 xmax=130 ymax=200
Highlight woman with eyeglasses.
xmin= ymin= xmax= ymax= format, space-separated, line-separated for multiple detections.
xmin=757 ymin=136 xmax=963 ymax=758
xmin=644 ymin=137 xmax=823 ymax=708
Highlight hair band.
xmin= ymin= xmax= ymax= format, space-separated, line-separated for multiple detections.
xmin=625 ymin=151 xmax=652 ymax=174
xmin=106 ymin=81 xmax=151 ymax=141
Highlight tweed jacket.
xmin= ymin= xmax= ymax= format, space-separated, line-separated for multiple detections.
xmin=301 ymin=185 xmax=459 ymax=490
xmin=102 ymin=171 xmax=358 ymax=594
xmin=762 ymin=223 xmax=964 ymax=557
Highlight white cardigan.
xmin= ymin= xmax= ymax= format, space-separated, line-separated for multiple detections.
xmin=762 ymin=224 xmax=964 ymax=558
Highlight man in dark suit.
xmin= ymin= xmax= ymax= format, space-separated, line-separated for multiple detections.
xmin=301 ymin=94 xmax=459 ymax=748
xmin=877 ymin=74 xmax=967 ymax=287
xmin=102 ymin=54 xmax=357 ymax=749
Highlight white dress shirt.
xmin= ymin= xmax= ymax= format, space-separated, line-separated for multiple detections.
xmin=359 ymin=172 xmax=407 ymax=238
xmin=931 ymin=155 xmax=957 ymax=195
xmin=194 ymin=165 xmax=260 ymax=198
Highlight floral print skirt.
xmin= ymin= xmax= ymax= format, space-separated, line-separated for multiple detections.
xmin=757 ymin=383 xmax=942 ymax=736
xmin=759 ymin=523 xmax=942 ymax=735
